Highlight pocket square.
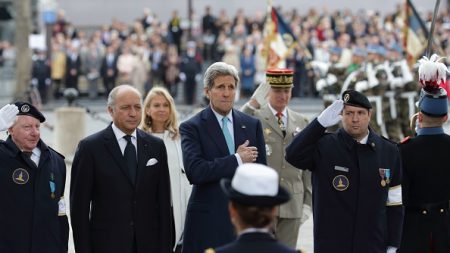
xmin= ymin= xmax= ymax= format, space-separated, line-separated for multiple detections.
xmin=146 ymin=158 xmax=158 ymax=166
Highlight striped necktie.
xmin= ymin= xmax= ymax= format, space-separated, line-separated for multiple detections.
xmin=276 ymin=111 xmax=286 ymax=137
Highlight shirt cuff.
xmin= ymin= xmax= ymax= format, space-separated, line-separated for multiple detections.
xmin=235 ymin=153 xmax=243 ymax=166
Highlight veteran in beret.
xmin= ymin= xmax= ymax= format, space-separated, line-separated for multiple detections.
xmin=205 ymin=163 xmax=302 ymax=253
xmin=286 ymin=90 xmax=404 ymax=253
xmin=0 ymin=102 xmax=69 ymax=253
xmin=241 ymin=68 xmax=312 ymax=248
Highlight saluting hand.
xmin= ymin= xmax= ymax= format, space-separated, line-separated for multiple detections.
xmin=237 ymin=140 xmax=258 ymax=163
xmin=0 ymin=104 xmax=19 ymax=131
xmin=317 ymin=100 xmax=343 ymax=128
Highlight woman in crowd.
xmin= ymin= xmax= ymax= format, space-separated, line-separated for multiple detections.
xmin=140 ymin=86 xmax=191 ymax=252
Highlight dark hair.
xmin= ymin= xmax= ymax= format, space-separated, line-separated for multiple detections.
xmin=232 ymin=202 xmax=275 ymax=228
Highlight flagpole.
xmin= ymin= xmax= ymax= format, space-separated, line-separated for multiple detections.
xmin=425 ymin=0 xmax=441 ymax=57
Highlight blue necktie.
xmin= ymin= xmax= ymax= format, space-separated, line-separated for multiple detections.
xmin=221 ymin=117 xmax=235 ymax=155
xmin=124 ymin=135 xmax=137 ymax=185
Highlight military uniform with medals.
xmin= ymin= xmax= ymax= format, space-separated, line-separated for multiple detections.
xmin=241 ymin=69 xmax=312 ymax=248
xmin=286 ymin=90 xmax=404 ymax=253
xmin=0 ymin=102 xmax=69 ymax=253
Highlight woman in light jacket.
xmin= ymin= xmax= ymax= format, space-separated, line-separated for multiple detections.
xmin=141 ymin=86 xmax=192 ymax=252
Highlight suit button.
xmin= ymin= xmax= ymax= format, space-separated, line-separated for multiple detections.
xmin=440 ymin=209 xmax=445 ymax=213
xmin=422 ymin=210 xmax=427 ymax=215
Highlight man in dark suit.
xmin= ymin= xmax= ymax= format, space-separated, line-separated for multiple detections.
xmin=180 ymin=62 xmax=266 ymax=253
xmin=100 ymin=45 xmax=118 ymax=97
xmin=70 ymin=85 xmax=173 ymax=253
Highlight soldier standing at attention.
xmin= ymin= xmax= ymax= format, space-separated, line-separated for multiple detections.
xmin=399 ymin=54 xmax=450 ymax=252
xmin=241 ymin=68 xmax=312 ymax=249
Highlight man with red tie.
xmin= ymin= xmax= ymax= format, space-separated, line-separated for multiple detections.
xmin=241 ymin=69 xmax=312 ymax=249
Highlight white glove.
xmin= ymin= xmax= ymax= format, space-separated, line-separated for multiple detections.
xmin=0 ymin=104 xmax=19 ymax=131
xmin=386 ymin=246 xmax=397 ymax=253
xmin=251 ymin=81 xmax=270 ymax=107
xmin=317 ymin=100 xmax=343 ymax=127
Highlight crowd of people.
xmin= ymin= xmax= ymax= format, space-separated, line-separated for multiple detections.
xmin=2 ymin=4 xmax=448 ymax=106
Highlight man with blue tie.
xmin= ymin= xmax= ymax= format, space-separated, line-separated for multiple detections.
xmin=180 ymin=62 xmax=266 ymax=253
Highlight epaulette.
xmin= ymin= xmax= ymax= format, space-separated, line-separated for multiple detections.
xmin=204 ymin=248 xmax=216 ymax=253
xmin=48 ymin=146 xmax=65 ymax=159
xmin=400 ymin=136 xmax=411 ymax=144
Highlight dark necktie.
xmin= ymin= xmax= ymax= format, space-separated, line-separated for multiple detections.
xmin=22 ymin=151 xmax=36 ymax=167
xmin=276 ymin=112 xmax=286 ymax=137
xmin=123 ymin=135 xmax=137 ymax=185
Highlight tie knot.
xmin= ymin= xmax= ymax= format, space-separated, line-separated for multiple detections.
xmin=23 ymin=151 xmax=32 ymax=158
xmin=276 ymin=111 xmax=283 ymax=118
xmin=124 ymin=135 xmax=133 ymax=143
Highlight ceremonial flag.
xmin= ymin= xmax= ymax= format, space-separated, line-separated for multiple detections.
xmin=262 ymin=5 xmax=297 ymax=68
xmin=403 ymin=0 xmax=428 ymax=64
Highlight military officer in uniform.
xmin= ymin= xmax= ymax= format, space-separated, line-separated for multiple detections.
xmin=241 ymin=68 xmax=312 ymax=249
xmin=399 ymin=54 xmax=450 ymax=253
xmin=286 ymin=90 xmax=404 ymax=253
xmin=0 ymin=102 xmax=69 ymax=253
xmin=205 ymin=163 xmax=302 ymax=253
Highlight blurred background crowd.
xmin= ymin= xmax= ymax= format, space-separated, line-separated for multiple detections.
xmin=0 ymin=3 xmax=448 ymax=105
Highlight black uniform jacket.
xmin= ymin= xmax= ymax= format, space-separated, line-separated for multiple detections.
xmin=286 ymin=119 xmax=404 ymax=253
xmin=0 ymin=137 xmax=69 ymax=253
xmin=212 ymin=232 xmax=300 ymax=253
xmin=399 ymin=133 xmax=450 ymax=252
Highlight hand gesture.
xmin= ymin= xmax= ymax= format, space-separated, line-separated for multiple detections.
xmin=0 ymin=104 xmax=19 ymax=131
xmin=317 ymin=100 xmax=343 ymax=127
xmin=236 ymin=140 xmax=258 ymax=163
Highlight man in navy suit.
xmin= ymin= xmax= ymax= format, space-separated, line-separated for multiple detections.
xmin=70 ymin=85 xmax=173 ymax=253
xmin=180 ymin=62 xmax=266 ymax=253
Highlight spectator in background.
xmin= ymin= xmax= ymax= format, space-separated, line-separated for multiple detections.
xmin=168 ymin=10 xmax=183 ymax=53
xmin=179 ymin=41 xmax=202 ymax=105
xmin=239 ymin=46 xmax=256 ymax=99
xmin=31 ymin=49 xmax=51 ymax=104
xmin=100 ymin=45 xmax=119 ymax=97
xmin=65 ymin=44 xmax=81 ymax=91
xmin=50 ymin=41 xmax=67 ymax=99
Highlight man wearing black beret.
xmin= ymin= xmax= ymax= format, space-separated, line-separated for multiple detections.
xmin=286 ymin=90 xmax=404 ymax=253
xmin=0 ymin=102 xmax=69 ymax=253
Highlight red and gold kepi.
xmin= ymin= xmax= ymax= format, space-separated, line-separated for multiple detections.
xmin=266 ymin=68 xmax=294 ymax=88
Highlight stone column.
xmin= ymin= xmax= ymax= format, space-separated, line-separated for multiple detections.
xmin=54 ymin=107 xmax=86 ymax=160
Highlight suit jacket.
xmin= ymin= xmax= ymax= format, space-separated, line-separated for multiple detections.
xmin=241 ymin=104 xmax=312 ymax=219
xmin=180 ymin=106 xmax=266 ymax=253
xmin=70 ymin=125 xmax=172 ymax=253
xmin=211 ymin=232 xmax=301 ymax=253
